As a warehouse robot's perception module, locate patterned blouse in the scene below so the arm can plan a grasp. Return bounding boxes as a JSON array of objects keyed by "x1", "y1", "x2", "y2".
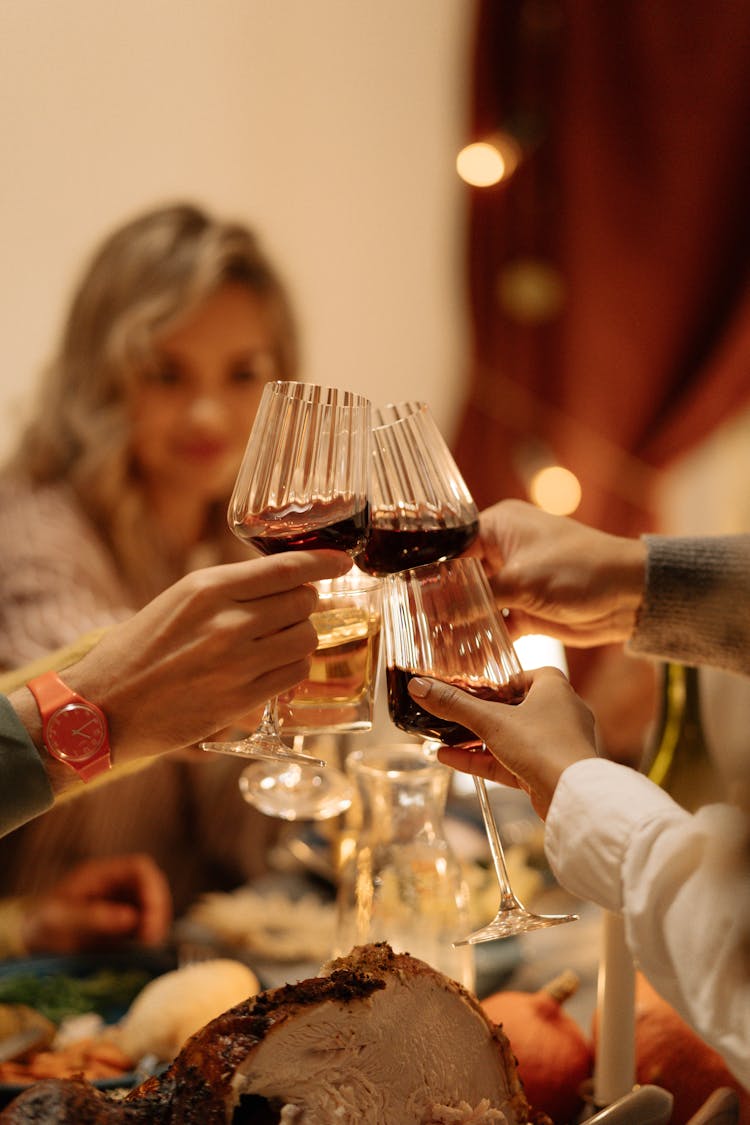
[{"x1": 0, "y1": 474, "x2": 280, "y2": 922}]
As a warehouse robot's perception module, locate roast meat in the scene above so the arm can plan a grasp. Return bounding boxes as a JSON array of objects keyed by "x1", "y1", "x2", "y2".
[{"x1": 0, "y1": 943, "x2": 532, "y2": 1125}]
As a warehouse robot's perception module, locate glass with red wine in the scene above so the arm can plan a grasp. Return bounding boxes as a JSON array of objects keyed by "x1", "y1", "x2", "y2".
[
  {"x1": 355, "y1": 401, "x2": 479, "y2": 576},
  {"x1": 200, "y1": 380, "x2": 371, "y2": 768},
  {"x1": 381, "y1": 556, "x2": 578, "y2": 941}
]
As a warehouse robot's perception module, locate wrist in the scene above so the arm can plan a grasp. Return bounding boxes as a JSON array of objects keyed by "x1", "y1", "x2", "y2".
[
  {"x1": 607, "y1": 535, "x2": 647, "y2": 637},
  {"x1": 7, "y1": 686, "x2": 83, "y2": 799}
]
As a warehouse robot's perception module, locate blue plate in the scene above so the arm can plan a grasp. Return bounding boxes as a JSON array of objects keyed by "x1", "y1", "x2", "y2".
[{"x1": 0, "y1": 947, "x2": 177, "y2": 1108}]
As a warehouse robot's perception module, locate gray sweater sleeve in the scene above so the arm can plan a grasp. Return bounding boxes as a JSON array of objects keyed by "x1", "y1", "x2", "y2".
[
  {"x1": 629, "y1": 534, "x2": 750, "y2": 676},
  {"x1": 0, "y1": 695, "x2": 54, "y2": 838}
]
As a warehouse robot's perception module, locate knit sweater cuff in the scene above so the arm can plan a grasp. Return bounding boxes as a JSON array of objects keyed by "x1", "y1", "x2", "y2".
[{"x1": 629, "y1": 535, "x2": 750, "y2": 676}]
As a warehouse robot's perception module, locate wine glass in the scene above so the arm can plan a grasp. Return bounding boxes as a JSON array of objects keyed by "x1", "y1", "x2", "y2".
[
  {"x1": 355, "y1": 400, "x2": 479, "y2": 575},
  {"x1": 239, "y1": 736, "x2": 355, "y2": 821},
  {"x1": 200, "y1": 380, "x2": 371, "y2": 767},
  {"x1": 238, "y1": 568, "x2": 382, "y2": 820},
  {"x1": 381, "y1": 555, "x2": 578, "y2": 942}
]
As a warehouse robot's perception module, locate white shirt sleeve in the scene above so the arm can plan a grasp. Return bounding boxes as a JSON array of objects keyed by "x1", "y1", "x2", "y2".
[{"x1": 544, "y1": 758, "x2": 750, "y2": 1087}]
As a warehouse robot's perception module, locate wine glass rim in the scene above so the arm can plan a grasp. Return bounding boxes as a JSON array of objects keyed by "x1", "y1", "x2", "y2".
[
  {"x1": 372, "y1": 400, "x2": 430, "y2": 430},
  {"x1": 384, "y1": 555, "x2": 485, "y2": 582},
  {"x1": 266, "y1": 380, "x2": 371, "y2": 409},
  {"x1": 315, "y1": 568, "x2": 382, "y2": 595}
]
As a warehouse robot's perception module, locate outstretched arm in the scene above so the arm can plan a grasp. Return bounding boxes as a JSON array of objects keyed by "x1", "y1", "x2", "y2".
[{"x1": 2, "y1": 550, "x2": 351, "y2": 832}]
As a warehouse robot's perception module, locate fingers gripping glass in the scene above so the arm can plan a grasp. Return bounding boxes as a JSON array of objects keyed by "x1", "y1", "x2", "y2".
[
  {"x1": 200, "y1": 381, "x2": 371, "y2": 767},
  {"x1": 237, "y1": 570, "x2": 381, "y2": 820},
  {"x1": 382, "y1": 556, "x2": 578, "y2": 942}
]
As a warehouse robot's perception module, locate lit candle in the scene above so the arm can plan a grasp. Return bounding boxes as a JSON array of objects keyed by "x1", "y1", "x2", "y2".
[{"x1": 594, "y1": 910, "x2": 636, "y2": 1106}]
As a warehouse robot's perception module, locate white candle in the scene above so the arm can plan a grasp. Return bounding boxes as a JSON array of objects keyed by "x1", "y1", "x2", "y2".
[{"x1": 594, "y1": 910, "x2": 636, "y2": 1106}]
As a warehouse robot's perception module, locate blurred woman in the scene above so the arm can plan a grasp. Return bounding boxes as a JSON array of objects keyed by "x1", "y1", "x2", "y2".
[
  {"x1": 0, "y1": 201, "x2": 297, "y2": 664},
  {"x1": 0, "y1": 202, "x2": 301, "y2": 929}
]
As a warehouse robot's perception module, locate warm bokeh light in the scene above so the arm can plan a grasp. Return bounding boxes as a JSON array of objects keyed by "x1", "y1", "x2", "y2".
[
  {"x1": 496, "y1": 259, "x2": 565, "y2": 323},
  {"x1": 456, "y1": 142, "x2": 506, "y2": 186},
  {"x1": 513, "y1": 633, "x2": 569, "y2": 674},
  {"x1": 457, "y1": 131, "x2": 523, "y2": 188},
  {"x1": 529, "y1": 465, "x2": 582, "y2": 515}
]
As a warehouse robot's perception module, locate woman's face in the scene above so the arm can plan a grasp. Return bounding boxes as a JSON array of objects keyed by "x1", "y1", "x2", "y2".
[{"x1": 129, "y1": 282, "x2": 278, "y2": 504}]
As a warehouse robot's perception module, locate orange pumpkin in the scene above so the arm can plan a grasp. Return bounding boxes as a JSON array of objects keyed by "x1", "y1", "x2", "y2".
[
  {"x1": 629, "y1": 973, "x2": 749, "y2": 1124},
  {"x1": 482, "y1": 970, "x2": 593, "y2": 1123}
]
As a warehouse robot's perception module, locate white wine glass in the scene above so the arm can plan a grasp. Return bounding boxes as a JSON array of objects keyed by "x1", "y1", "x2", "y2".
[
  {"x1": 200, "y1": 380, "x2": 371, "y2": 767},
  {"x1": 238, "y1": 569, "x2": 382, "y2": 820},
  {"x1": 381, "y1": 555, "x2": 578, "y2": 942},
  {"x1": 239, "y1": 737, "x2": 354, "y2": 821}
]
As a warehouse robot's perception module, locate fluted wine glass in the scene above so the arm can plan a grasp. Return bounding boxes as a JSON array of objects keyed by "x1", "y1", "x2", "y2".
[
  {"x1": 381, "y1": 556, "x2": 578, "y2": 942},
  {"x1": 238, "y1": 568, "x2": 382, "y2": 819},
  {"x1": 355, "y1": 401, "x2": 479, "y2": 575},
  {"x1": 200, "y1": 380, "x2": 371, "y2": 767}
]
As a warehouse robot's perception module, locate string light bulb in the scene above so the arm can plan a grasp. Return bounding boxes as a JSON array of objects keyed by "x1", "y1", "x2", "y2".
[
  {"x1": 513, "y1": 439, "x2": 582, "y2": 516},
  {"x1": 529, "y1": 464, "x2": 582, "y2": 515},
  {"x1": 456, "y1": 132, "x2": 522, "y2": 187}
]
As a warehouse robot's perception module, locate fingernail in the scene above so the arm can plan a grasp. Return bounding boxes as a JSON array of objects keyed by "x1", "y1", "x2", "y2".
[{"x1": 408, "y1": 676, "x2": 431, "y2": 698}]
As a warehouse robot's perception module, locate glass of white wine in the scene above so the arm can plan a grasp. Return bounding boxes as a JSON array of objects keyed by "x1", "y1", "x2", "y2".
[{"x1": 239, "y1": 569, "x2": 382, "y2": 820}]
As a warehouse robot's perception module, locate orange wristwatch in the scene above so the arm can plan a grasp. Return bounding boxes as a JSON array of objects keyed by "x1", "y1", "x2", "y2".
[{"x1": 26, "y1": 671, "x2": 112, "y2": 782}]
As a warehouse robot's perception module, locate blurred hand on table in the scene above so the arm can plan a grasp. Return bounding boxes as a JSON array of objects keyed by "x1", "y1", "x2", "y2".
[{"x1": 20, "y1": 853, "x2": 172, "y2": 954}]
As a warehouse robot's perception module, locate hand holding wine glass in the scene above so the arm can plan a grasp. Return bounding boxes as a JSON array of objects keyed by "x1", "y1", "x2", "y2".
[
  {"x1": 238, "y1": 568, "x2": 382, "y2": 821},
  {"x1": 405, "y1": 665, "x2": 599, "y2": 822},
  {"x1": 200, "y1": 381, "x2": 371, "y2": 766},
  {"x1": 382, "y1": 556, "x2": 578, "y2": 942}
]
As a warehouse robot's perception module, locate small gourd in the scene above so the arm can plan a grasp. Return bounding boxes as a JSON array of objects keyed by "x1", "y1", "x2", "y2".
[{"x1": 482, "y1": 970, "x2": 593, "y2": 1123}]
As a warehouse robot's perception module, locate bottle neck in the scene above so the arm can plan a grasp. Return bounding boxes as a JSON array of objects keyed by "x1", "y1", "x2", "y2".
[{"x1": 645, "y1": 662, "x2": 724, "y2": 812}]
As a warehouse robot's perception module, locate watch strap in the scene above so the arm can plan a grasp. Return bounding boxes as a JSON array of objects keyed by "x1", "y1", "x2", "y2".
[
  {"x1": 28, "y1": 671, "x2": 82, "y2": 714},
  {"x1": 27, "y1": 671, "x2": 112, "y2": 782}
]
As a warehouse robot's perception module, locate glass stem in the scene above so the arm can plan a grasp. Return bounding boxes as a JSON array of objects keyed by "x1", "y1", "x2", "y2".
[
  {"x1": 257, "y1": 697, "x2": 281, "y2": 738},
  {"x1": 473, "y1": 772, "x2": 519, "y2": 907}
]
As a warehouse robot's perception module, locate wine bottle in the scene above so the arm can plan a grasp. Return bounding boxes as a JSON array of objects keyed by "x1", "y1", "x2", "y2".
[{"x1": 643, "y1": 662, "x2": 725, "y2": 813}]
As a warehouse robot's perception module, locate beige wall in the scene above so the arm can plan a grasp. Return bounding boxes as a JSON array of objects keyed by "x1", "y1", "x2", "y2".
[{"x1": 0, "y1": 0, "x2": 475, "y2": 458}]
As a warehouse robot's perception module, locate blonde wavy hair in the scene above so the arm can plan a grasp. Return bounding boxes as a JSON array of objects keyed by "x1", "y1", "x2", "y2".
[{"x1": 8, "y1": 202, "x2": 298, "y2": 602}]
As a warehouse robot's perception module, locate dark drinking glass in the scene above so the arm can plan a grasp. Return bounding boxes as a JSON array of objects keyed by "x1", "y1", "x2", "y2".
[
  {"x1": 386, "y1": 666, "x2": 524, "y2": 745},
  {"x1": 381, "y1": 557, "x2": 578, "y2": 943},
  {"x1": 355, "y1": 402, "x2": 479, "y2": 575}
]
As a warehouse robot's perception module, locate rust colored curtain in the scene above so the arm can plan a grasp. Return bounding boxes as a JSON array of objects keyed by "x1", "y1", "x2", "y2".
[{"x1": 454, "y1": 0, "x2": 750, "y2": 540}]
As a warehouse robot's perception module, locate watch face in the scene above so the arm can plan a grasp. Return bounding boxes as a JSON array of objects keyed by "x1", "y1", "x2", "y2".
[{"x1": 47, "y1": 702, "x2": 108, "y2": 764}]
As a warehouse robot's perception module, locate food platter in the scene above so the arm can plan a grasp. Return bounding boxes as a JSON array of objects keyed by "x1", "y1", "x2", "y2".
[{"x1": 0, "y1": 947, "x2": 177, "y2": 1107}]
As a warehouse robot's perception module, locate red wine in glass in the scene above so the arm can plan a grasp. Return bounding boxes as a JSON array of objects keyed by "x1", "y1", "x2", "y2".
[
  {"x1": 234, "y1": 500, "x2": 370, "y2": 556},
  {"x1": 356, "y1": 517, "x2": 479, "y2": 576},
  {"x1": 386, "y1": 665, "x2": 526, "y2": 745}
]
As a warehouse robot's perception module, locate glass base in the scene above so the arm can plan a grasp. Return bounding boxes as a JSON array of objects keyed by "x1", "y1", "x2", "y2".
[
  {"x1": 239, "y1": 762, "x2": 353, "y2": 821},
  {"x1": 199, "y1": 735, "x2": 326, "y2": 768},
  {"x1": 454, "y1": 908, "x2": 578, "y2": 944}
]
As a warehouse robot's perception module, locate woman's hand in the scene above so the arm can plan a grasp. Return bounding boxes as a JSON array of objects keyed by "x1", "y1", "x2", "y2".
[
  {"x1": 408, "y1": 666, "x2": 598, "y2": 820},
  {"x1": 470, "y1": 499, "x2": 646, "y2": 647},
  {"x1": 21, "y1": 853, "x2": 172, "y2": 954},
  {"x1": 59, "y1": 550, "x2": 352, "y2": 766}
]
